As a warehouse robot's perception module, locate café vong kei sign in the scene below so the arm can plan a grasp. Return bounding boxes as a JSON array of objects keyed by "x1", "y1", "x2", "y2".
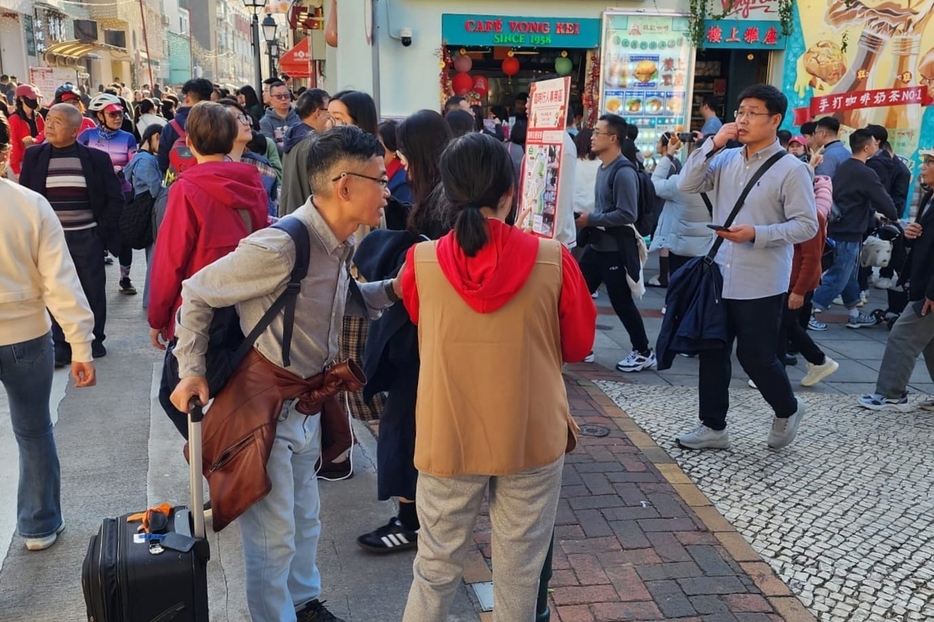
[{"x1": 441, "y1": 14, "x2": 601, "y2": 48}]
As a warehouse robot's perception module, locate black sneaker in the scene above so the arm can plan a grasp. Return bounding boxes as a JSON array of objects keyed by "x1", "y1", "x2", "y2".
[
  {"x1": 296, "y1": 599, "x2": 345, "y2": 622},
  {"x1": 119, "y1": 277, "x2": 137, "y2": 295},
  {"x1": 92, "y1": 341, "x2": 107, "y2": 358},
  {"x1": 317, "y1": 459, "x2": 352, "y2": 481},
  {"x1": 103, "y1": 253, "x2": 114, "y2": 265},
  {"x1": 357, "y1": 517, "x2": 418, "y2": 554}
]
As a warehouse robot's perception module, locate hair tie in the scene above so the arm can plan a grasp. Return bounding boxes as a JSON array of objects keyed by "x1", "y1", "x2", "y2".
[{"x1": 465, "y1": 203, "x2": 482, "y2": 210}]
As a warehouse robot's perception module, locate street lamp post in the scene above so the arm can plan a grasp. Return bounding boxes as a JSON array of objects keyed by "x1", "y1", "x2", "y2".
[
  {"x1": 262, "y1": 15, "x2": 278, "y2": 81},
  {"x1": 241, "y1": 0, "x2": 267, "y2": 96}
]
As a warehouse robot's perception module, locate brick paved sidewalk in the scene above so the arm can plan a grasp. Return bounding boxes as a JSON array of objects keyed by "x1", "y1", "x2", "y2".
[{"x1": 464, "y1": 371, "x2": 816, "y2": 622}]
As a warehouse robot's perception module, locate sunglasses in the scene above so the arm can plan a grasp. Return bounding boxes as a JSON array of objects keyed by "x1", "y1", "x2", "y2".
[{"x1": 271, "y1": 93, "x2": 291, "y2": 100}]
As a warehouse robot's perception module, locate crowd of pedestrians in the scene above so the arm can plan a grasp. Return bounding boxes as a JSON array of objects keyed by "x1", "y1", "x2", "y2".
[{"x1": 2, "y1": 71, "x2": 934, "y2": 622}]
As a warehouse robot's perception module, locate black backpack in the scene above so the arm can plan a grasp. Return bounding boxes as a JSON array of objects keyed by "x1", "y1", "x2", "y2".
[
  {"x1": 606, "y1": 156, "x2": 659, "y2": 237},
  {"x1": 163, "y1": 215, "x2": 311, "y2": 397}
]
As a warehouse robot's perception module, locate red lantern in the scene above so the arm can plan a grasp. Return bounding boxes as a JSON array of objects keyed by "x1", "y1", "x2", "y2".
[
  {"x1": 502, "y1": 57, "x2": 520, "y2": 77},
  {"x1": 473, "y1": 75, "x2": 489, "y2": 98},
  {"x1": 452, "y1": 72, "x2": 473, "y2": 95}
]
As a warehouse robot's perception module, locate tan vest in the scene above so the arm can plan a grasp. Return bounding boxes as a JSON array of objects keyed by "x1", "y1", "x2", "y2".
[{"x1": 413, "y1": 238, "x2": 579, "y2": 477}]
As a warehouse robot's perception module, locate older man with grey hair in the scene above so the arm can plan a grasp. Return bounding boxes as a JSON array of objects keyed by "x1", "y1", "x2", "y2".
[{"x1": 20, "y1": 103, "x2": 125, "y2": 367}]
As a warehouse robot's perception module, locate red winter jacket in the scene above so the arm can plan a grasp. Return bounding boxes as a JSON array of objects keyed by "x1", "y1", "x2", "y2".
[
  {"x1": 9, "y1": 110, "x2": 45, "y2": 175},
  {"x1": 148, "y1": 161, "x2": 269, "y2": 337}
]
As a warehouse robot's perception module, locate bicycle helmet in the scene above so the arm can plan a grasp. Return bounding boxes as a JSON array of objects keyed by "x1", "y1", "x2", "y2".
[
  {"x1": 88, "y1": 93, "x2": 123, "y2": 112},
  {"x1": 55, "y1": 83, "x2": 82, "y2": 101}
]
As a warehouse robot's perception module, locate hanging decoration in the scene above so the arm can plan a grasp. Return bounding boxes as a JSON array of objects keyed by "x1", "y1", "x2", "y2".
[
  {"x1": 502, "y1": 52, "x2": 520, "y2": 77},
  {"x1": 453, "y1": 51, "x2": 473, "y2": 74},
  {"x1": 325, "y1": 0, "x2": 338, "y2": 47},
  {"x1": 436, "y1": 45, "x2": 454, "y2": 105},
  {"x1": 452, "y1": 72, "x2": 473, "y2": 95},
  {"x1": 473, "y1": 75, "x2": 489, "y2": 98},
  {"x1": 555, "y1": 51, "x2": 573, "y2": 77},
  {"x1": 582, "y1": 49, "x2": 601, "y2": 127}
]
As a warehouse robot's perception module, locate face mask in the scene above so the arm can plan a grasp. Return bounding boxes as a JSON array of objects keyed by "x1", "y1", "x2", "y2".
[{"x1": 22, "y1": 97, "x2": 39, "y2": 110}]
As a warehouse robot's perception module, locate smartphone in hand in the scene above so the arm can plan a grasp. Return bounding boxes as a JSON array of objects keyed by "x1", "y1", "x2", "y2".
[{"x1": 707, "y1": 224, "x2": 731, "y2": 231}]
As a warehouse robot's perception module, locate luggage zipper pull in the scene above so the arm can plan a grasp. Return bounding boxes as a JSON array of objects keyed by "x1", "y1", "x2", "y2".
[{"x1": 149, "y1": 541, "x2": 165, "y2": 555}]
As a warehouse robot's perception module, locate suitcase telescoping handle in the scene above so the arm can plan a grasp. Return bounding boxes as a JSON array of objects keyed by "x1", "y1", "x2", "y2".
[{"x1": 188, "y1": 400, "x2": 205, "y2": 539}]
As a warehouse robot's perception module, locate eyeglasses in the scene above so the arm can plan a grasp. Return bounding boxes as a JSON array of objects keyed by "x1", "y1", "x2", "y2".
[
  {"x1": 734, "y1": 110, "x2": 774, "y2": 120},
  {"x1": 331, "y1": 171, "x2": 390, "y2": 188},
  {"x1": 271, "y1": 93, "x2": 291, "y2": 100},
  {"x1": 235, "y1": 113, "x2": 251, "y2": 125},
  {"x1": 592, "y1": 130, "x2": 614, "y2": 137},
  {"x1": 922, "y1": 159, "x2": 934, "y2": 167}
]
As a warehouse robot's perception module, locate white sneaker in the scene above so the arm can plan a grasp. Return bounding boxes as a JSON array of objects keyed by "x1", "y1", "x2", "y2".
[
  {"x1": 919, "y1": 398, "x2": 934, "y2": 411},
  {"x1": 767, "y1": 398, "x2": 805, "y2": 449},
  {"x1": 808, "y1": 316, "x2": 827, "y2": 331},
  {"x1": 676, "y1": 424, "x2": 731, "y2": 450},
  {"x1": 591, "y1": 291, "x2": 599, "y2": 299},
  {"x1": 616, "y1": 350, "x2": 657, "y2": 372},
  {"x1": 832, "y1": 295, "x2": 844, "y2": 306},
  {"x1": 25, "y1": 522, "x2": 65, "y2": 551},
  {"x1": 583, "y1": 351, "x2": 595, "y2": 363},
  {"x1": 748, "y1": 379, "x2": 757, "y2": 389},
  {"x1": 801, "y1": 357, "x2": 839, "y2": 387},
  {"x1": 874, "y1": 277, "x2": 894, "y2": 290}
]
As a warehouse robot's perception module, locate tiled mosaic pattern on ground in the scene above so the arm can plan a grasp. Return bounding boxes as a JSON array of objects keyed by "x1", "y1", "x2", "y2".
[{"x1": 596, "y1": 382, "x2": 934, "y2": 622}]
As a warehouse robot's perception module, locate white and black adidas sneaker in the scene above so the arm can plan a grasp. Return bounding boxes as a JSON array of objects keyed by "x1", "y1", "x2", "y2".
[{"x1": 356, "y1": 517, "x2": 418, "y2": 554}]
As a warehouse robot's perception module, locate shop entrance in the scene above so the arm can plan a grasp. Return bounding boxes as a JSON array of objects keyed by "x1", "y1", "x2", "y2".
[{"x1": 691, "y1": 48, "x2": 771, "y2": 132}]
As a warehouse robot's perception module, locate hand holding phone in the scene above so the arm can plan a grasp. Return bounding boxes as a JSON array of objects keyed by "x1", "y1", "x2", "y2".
[{"x1": 707, "y1": 224, "x2": 731, "y2": 231}]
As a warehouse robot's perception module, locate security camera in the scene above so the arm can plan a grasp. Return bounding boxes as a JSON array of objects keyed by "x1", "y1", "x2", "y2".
[{"x1": 400, "y1": 27, "x2": 413, "y2": 47}]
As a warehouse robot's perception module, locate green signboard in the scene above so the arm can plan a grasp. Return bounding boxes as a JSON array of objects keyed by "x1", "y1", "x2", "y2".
[{"x1": 441, "y1": 13, "x2": 601, "y2": 49}]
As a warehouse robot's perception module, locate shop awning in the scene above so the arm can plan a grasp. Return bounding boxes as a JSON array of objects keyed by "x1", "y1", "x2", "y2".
[
  {"x1": 44, "y1": 40, "x2": 130, "y2": 63},
  {"x1": 279, "y1": 38, "x2": 312, "y2": 78}
]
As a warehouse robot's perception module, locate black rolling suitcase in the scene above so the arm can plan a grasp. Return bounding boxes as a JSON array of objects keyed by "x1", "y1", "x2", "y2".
[{"x1": 82, "y1": 403, "x2": 210, "y2": 622}]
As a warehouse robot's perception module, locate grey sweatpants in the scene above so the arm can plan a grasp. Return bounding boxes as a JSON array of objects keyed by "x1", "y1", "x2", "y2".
[
  {"x1": 402, "y1": 455, "x2": 564, "y2": 622},
  {"x1": 876, "y1": 302, "x2": 934, "y2": 398}
]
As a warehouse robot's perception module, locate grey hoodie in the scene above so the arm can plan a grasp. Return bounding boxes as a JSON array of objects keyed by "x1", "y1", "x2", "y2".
[{"x1": 259, "y1": 107, "x2": 301, "y2": 150}]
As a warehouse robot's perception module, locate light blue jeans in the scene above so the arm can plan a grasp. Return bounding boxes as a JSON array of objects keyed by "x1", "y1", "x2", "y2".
[
  {"x1": 238, "y1": 403, "x2": 322, "y2": 622},
  {"x1": 1, "y1": 332, "x2": 62, "y2": 538},
  {"x1": 812, "y1": 239, "x2": 862, "y2": 312}
]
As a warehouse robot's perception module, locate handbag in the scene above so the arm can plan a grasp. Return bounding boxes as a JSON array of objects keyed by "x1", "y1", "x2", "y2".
[{"x1": 656, "y1": 150, "x2": 787, "y2": 370}]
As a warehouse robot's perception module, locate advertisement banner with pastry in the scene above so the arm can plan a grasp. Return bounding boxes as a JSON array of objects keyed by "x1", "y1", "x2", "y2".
[
  {"x1": 782, "y1": 0, "x2": 934, "y2": 174},
  {"x1": 599, "y1": 12, "x2": 693, "y2": 160},
  {"x1": 519, "y1": 77, "x2": 571, "y2": 240}
]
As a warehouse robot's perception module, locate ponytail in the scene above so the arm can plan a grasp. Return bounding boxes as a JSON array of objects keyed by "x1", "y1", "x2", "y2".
[{"x1": 454, "y1": 205, "x2": 489, "y2": 257}]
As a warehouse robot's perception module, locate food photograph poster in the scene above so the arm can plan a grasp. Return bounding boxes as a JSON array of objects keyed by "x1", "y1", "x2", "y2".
[
  {"x1": 782, "y1": 0, "x2": 934, "y2": 175},
  {"x1": 600, "y1": 12, "x2": 693, "y2": 160}
]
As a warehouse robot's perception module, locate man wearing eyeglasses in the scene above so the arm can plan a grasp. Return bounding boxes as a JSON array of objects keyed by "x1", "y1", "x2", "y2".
[
  {"x1": 169, "y1": 126, "x2": 400, "y2": 622},
  {"x1": 675, "y1": 84, "x2": 818, "y2": 451},
  {"x1": 260, "y1": 81, "x2": 302, "y2": 154},
  {"x1": 859, "y1": 151, "x2": 934, "y2": 411},
  {"x1": 280, "y1": 88, "x2": 331, "y2": 216}
]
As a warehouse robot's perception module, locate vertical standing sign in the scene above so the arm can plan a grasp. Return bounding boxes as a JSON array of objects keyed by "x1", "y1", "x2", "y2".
[{"x1": 519, "y1": 76, "x2": 571, "y2": 239}]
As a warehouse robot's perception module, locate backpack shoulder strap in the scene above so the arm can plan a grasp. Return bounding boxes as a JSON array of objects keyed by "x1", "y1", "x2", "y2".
[
  {"x1": 170, "y1": 118, "x2": 185, "y2": 138},
  {"x1": 232, "y1": 216, "x2": 311, "y2": 368}
]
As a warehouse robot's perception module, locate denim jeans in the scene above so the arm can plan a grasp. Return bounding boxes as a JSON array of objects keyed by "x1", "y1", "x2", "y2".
[
  {"x1": 812, "y1": 240, "x2": 862, "y2": 311},
  {"x1": 238, "y1": 402, "x2": 322, "y2": 622},
  {"x1": 0, "y1": 332, "x2": 62, "y2": 538}
]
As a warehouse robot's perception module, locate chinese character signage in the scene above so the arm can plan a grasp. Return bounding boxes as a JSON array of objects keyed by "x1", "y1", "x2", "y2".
[
  {"x1": 599, "y1": 12, "x2": 693, "y2": 159},
  {"x1": 781, "y1": 0, "x2": 934, "y2": 173},
  {"x1": 702, "y1": 21, "x2": 786, "y2": 50},
  {"x1": 518, "y1": 77, "x2": 571, "y2": 239},
  {"x1": 441, "y1": 14, "x2": 601, "y2": 49}
]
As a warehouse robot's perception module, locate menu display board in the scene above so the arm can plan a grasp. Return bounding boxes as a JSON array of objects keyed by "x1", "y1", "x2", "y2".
[
  {"x1": 600, "y1": 12, "x2": 694, "y2": 163},
  {"x1": 519, "y1": 77, "x2": 571, "y2": 239}
]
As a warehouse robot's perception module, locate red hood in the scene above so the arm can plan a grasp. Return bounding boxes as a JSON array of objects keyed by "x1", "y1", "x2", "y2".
[
  {"x1": 177, "y1": 161, "x2": 268, "y2": 209},
  {"x1": 436, "y1": 218, "x2": 540, "y2": 314}
]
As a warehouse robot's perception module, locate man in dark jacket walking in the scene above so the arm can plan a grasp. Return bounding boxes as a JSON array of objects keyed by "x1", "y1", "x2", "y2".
[
  {"x1": 864, "y1": 125, "x2": 911, "y2": 289},
  {"x1": 859, "y1": 150, "x2": 934, "y2": 411},
  {"x1": 156, "y1": 78, "x2": 213, "y2": 174},
  {"x1": 811, "y1": 129, "x2": 899, "y2": 329},
  {"x1": 280, "y1": 88, "x2": 330, "y2": 216},
  {"x1": 19, "y1": 104, "x2": 124, "y2": 367}
]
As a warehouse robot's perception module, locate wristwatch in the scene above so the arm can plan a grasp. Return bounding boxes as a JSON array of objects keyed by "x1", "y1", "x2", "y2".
[{"x1": 384, "y1": 279, "x2": 401, "y2": 303}]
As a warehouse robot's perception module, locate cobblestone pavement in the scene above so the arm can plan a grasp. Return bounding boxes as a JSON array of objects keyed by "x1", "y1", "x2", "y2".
[
  {"x1": 595, "y1": 382, "x2": 934, "y2": 622},
  {"x1": 466, "y1": 376, "x2": 816, "y2": 622}
]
